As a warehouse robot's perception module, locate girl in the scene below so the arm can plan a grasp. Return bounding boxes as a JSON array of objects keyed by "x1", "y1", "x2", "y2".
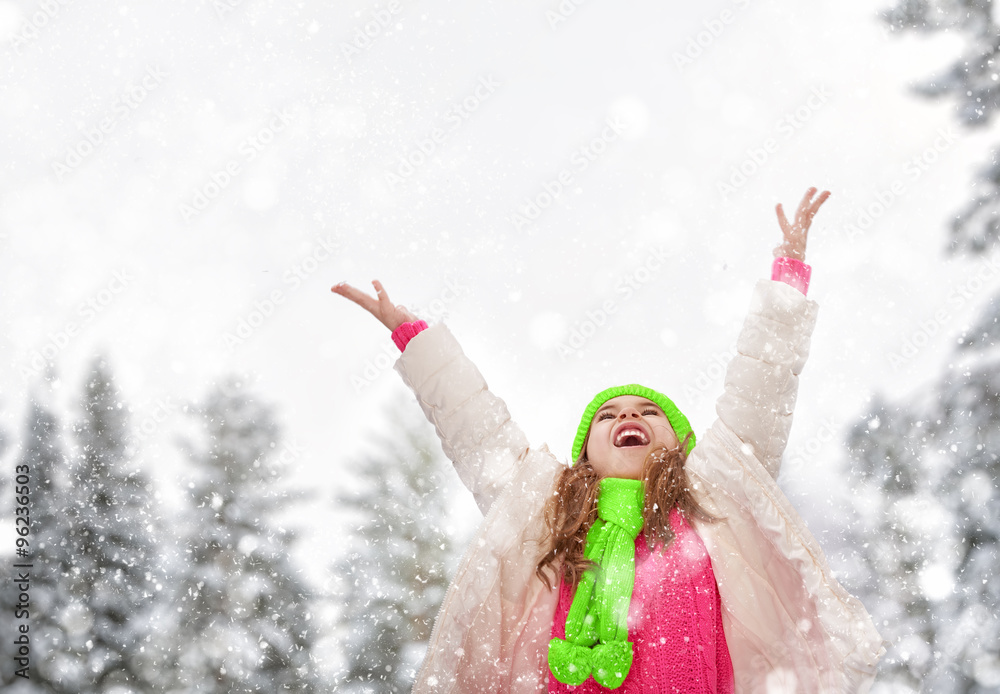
[{"x1": 332, "y1": 188, "x2": 885, "y2": 693}]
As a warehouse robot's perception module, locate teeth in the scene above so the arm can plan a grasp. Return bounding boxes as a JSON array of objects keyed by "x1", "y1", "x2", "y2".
[{"x1": 615, "y1": 428, "x2": 649, "y2": 446}]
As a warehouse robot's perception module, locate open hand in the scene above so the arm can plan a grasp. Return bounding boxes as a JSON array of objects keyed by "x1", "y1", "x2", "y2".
[
  {"x1": 331, "y1": 280, "x2": 418, "y2": 332},
  {"x1": 773, "y1": 187, "x2": 830, "y2": 261}
]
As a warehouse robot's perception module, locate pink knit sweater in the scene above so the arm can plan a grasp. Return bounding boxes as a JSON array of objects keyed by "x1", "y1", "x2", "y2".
[{"x1": 547, "y1": 507, "x2": 734, "y2": 693}]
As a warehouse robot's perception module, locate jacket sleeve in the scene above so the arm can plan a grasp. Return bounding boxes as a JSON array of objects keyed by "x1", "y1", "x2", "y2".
[
  {"x1": 713, "y1": 278, "x2": 819, "y2": 478},
  {"x1": 393, "y1": 322, "x2": 533, "y2": 515}
]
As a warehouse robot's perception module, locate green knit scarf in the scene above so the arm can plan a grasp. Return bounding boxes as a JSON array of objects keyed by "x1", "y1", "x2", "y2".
[{"x1": 548, "y1": 477, "x2": 644, "y2": 689}]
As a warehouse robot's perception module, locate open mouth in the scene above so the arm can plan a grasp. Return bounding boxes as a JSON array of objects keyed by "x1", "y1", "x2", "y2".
[{"x1": 614, "y1": 425, "x2": 650, "y2": 448}]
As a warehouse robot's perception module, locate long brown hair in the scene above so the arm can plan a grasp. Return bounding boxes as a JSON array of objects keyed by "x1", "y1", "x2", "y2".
[{"x1": 535, "y1": 432, "x2": 715, "y2": 589}]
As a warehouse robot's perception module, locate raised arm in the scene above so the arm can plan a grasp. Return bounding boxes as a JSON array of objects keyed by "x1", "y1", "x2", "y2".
[
  {"x1": 712, "y1": 188, "x2": 828, "y2": 478},
  {"x1": 331, "y1": 279, "x2": 532, "y2": 514}
]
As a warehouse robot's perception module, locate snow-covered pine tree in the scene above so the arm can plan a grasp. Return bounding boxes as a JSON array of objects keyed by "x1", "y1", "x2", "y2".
[
  {"x1": 843, "y1": 395, "x2": 939, "y2": 690},
  {"x1": 843, "y1": 309, "x2": 1000, "y2": 691},
  {"x1": 171, "y1": 376, "x2": 322, "y2": 693},
  {"x1": 333, "y1": 399, "x2": 461, "y2": 693},
  {"x1": 880, "y1": 0, "x2": 1000, "y2": 254},
  {"x1": 62, "y1": 355, "x2": 170, "y2": 692},
  {"x1": 0, "y1": 395, "x2": 75, "y2": 692},
  {"x1": 927, "y1": 351, "x2": 1000, "y2": 691},
  {"x1": 0, "y1": 413, "x2": 7, "y2": 461},
  {"x1": 846, "y1": 8, "x2": 1000, "y2": 689}
]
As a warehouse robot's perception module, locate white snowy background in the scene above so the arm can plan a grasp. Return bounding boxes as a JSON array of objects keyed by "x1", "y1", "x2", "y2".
[{"x1": 2, "y1": 0, "x2": 998, "y2": 678}]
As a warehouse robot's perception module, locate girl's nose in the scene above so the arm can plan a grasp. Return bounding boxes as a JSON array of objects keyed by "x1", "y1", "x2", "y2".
[{"x1": 618, "y1": 407, "x2": 641, "y2": 420}]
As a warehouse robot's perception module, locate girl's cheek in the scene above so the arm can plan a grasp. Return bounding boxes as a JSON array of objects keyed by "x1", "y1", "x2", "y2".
[{"x1": 651, "y1": 423, "x2": 679, "y2": 444}]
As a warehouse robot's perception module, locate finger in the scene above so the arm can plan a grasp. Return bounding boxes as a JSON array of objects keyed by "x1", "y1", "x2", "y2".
[
  {"x1": 331, "y1": 282, "x2": 379, "y2": 314},
  {"x1": 795, "y1": 187, "x2": 817, "y2": 224},
  {"x1": 810, "y1": 190, "x2": 831, "y2": 214},
  {"x1": 801, "y1": 190, "x2": 831, "y2": 225},
  {"x1": 372, "y1": 279, "x2": 394, "y2": 313},
  {"x1": 775, "y1": 203, "x2": 791, "y2": 235},
  {"x1": 331, "y1": 281, "x2": 364, "y2": 301}
]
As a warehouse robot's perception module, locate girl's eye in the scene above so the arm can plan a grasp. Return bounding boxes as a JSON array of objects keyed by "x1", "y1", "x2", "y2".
[{"x1": 598, "y1": 408, "x2": 658, "y2": 420}]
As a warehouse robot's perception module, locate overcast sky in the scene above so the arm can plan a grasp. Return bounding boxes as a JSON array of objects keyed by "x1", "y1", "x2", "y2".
[{"x1": 2, "y1": 0, "x2": 999, "y2": 594}]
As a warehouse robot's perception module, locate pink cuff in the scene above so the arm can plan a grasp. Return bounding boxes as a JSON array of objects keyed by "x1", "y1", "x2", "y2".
[
  {"x1": 771, "y1": 257, "x2": 811, "y2": 296},
  {"x1": 391, "y1": 320, "x2": 429, "y2": 352}
]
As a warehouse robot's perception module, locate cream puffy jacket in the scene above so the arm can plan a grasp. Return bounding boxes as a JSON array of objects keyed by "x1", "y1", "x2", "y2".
[{"x1": 394, "y1": 279, "x2": 886, "y2": 693}]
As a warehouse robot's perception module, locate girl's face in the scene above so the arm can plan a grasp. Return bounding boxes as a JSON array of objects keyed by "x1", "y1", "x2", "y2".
[{"x1": 583, "y1": 395, "x2": 680, "y2": 479}]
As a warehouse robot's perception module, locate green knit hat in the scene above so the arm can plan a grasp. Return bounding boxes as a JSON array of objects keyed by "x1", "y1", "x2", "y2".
[{"x1": 571, "y1": 384, "x2": 696, "y2": 463}]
